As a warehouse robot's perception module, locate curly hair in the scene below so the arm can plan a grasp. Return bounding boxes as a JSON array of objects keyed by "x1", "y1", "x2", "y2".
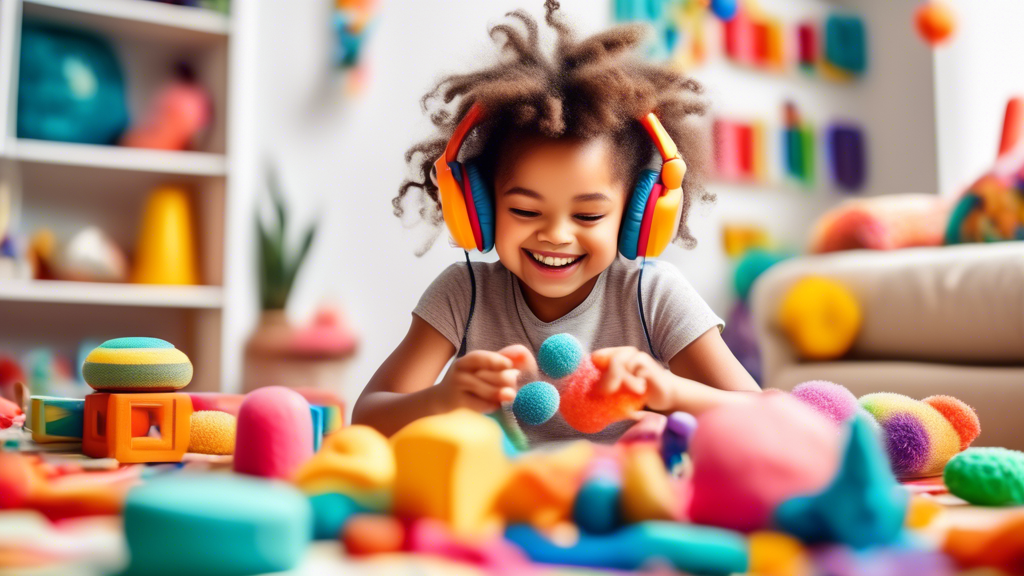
[{"x1": 395, "y1": 0, "x2": 713, "y2": 252}]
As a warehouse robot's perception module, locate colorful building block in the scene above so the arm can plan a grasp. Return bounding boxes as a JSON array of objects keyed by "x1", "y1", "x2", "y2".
[
  {"x1": 824, "y1": 14, "x2": 867, "y2": 75},
  {"x1": 30, "y1": 396, "x2": 84, "y2": 443},
  {"x1": 309, "y1": 405, "x2": 324, "y2": 452},
  {"x1": 496, "y1": 441, "x2": 592, "y2": 528},
  {"x1": 828, "y1": 124, "x2": 866, "y2": 191},
  {"x1": 82, "y1": 392, "x2": 192, "y2": 463},
  {"x1": 797, "y1": 23, "x2": 817, "y2": 70},
  {"x1": 621, "y1": 445, "x2": 679, "y2": 523},
  {"x1": 391, "y1": 409, "x2": 509, "y2": 537}
]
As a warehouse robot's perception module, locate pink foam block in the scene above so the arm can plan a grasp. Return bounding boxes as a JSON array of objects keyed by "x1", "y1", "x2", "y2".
[
  {"x1": 689, "y1": 392, "x2": 842, "y2": 532},
  {"x1": 233, "y1": 387, "x2": 313, "y2": 480}
]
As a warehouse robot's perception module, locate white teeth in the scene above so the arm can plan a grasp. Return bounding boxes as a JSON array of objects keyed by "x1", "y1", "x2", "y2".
[{"x1": 529, "y1": 251, "x2": 581, "y2": 267}]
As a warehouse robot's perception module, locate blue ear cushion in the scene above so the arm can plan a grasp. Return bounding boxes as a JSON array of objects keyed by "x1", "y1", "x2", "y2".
[
  {"x1": 464, "y1": 161, "x2": 495, "y2": 252},
  {"x1": 619, "y1": 169, "x2": 659, "y2": 260}
]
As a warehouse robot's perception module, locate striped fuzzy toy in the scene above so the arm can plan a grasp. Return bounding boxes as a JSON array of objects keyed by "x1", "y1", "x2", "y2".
[{"x1": 792, "y1": 381, "x2": 980, "y2": 479}]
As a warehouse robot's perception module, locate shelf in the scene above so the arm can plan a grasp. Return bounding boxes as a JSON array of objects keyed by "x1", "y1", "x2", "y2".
[
  {"x1": 22, "y1": 0, "x2": 230, "y2": 43},
  {"x1": 9, "y1": 139, "x2": 227, "y2": 176},
  {"x1": 0, "y1": 280, "x2": 223, "y2": 308}
]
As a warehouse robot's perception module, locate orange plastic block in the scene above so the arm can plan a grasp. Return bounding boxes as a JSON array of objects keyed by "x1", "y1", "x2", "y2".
[
  {"x1": 621, "y1": 445, "x2": 679, "y2": 523},
  {"x1": 83, "y1": 393, "x2": 192, "y2": 463}
]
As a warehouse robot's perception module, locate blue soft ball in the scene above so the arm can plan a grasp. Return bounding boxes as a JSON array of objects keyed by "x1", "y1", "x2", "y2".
[
  {"x1": 538, "y1": 333, "x2": 584, "y2": 379},
  {"x1": 710, "y1": 0, "x2": 738, "y2": 20},
  {"x1": 513, "y1": 381, "x2": 560, "y2": 426},
  {"x1": 573, "y1": 477, "x2": 623, "y2": 534}
]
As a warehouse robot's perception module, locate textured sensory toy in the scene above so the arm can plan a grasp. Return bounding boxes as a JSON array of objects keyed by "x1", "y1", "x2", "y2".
[
  {"x1": 29, "y1": 396, "x2": 84, "y2": 442},
  {"x1": 944, "y1": 447, "x2": 1024, "y2": 506},
  {"x1": 82, "y1": 392, "x2": 192, "y2": 463},
  {"x1": 511, "y1": 381, "x2": 560, "y2": 426},
  {"x1": 774, "y1": 414, "x2": 909, "y2": 549},
  {"x1": 123, "y1": 474, "x2": 312, "y2": 576},
  {"x1": 82, "y1": 337, "x2": 193, "y2": 392},
  {"x1": 188, "y1": 411, "x2": 236, "y2": 455},
  {"x1": 860, "y1": 392, "x2": 979, "y2": 478},
  {"x1": 689, "y1": 393, "x2": 841, "y2": 532},
  {"x1": 505, "y1": 521, "x2": 748, "y2": 575},
  {"x1": 294, "y1": 424, "x2": 395, "y2": 512},
  {"x1": 790, "y1": 381, "x2": 859, "y2": 426},
  {"x1": 233, "y1": 386, "x2": 314, "y2": 480},
  {"x1": 496, "y1": 441, "x2": 593, "y2": 528},
  {"x1": 391, "y1": 409, "x2": 509, "y2": 536},
  {"x1": 560, "y1": 355, "x2": 646, "y2": 434},
  {"x1": 537, "y1": 333, "x2": 583, "y2": 379},
  {"x1": 778, "y1": 277, "x2": 862, "y2": 361}
]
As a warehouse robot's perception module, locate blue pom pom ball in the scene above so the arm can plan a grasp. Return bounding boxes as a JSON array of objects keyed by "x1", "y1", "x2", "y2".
[
  {"x1": 711, "y1": 0, "x2": 738, "y2": 20},
  {"x1": 538, "y1": 333, "x2": 584, "y2": 379},
  {"x1": 513, "y1": 381, "x2": 560, "y2": 426}
]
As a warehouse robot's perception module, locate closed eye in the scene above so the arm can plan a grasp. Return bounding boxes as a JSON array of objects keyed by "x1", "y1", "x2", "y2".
[
  {"x1": 574, "y1": 214, "x2": 605, "y2": 222},
  {"x1": 510, "y1": 208, "x2": 539, "y2": 218}
]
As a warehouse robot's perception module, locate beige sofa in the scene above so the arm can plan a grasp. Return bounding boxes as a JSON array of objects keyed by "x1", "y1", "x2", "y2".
[{"x1": 751, "y1": 242, "x2": 1024, "y2": 450}]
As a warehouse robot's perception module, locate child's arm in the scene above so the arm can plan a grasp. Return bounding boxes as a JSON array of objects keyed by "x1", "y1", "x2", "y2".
[
  {"x1": 351, "y1": 315, "x2": 530, "y2": 436},
  {"x1": 593, "y1": 327, "x2": 760, "y2": 418}
]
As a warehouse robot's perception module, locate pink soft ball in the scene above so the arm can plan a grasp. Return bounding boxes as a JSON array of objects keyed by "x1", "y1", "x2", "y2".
[
  {"x1": 233, "y1": 386, "x2": 313, "y2": 480},
  {"x1": 688, "y1": 392, "x2": 842, "y2": 532},
  {"x1": 791, "y1": 380, "x2": 859, "y2": 425}
]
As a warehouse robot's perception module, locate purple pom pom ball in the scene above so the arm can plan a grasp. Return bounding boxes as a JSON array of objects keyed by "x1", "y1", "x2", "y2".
[{"x1": 791, "y1": 380, "x2": 859, "y2": 425}]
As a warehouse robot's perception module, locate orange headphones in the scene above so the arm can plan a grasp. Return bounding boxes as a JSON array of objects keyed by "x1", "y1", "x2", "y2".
[{"x1": 432, "y1": 103, "x2": 687, "y2": 260}]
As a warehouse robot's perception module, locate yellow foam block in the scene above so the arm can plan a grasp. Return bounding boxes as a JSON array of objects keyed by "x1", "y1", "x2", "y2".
[
  {"x1": 294, "y1": 425, "x2": 395, "y2": 506},
  {"x1": 906, "y1": 496, "x2": 943, "y2": 529},
  {"x1": 391, "y1": 409, "x2": 509, "y2": 537},
  {"x1": 496, "y1": 441, "x2": 593, "y2": 528},
  {"x1": 621, "y1": 445, "x2": 677, "y2": 523}
]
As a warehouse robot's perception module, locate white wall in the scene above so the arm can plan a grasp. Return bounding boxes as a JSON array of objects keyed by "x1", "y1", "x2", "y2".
[
  {"x1": 253, "y1": 0, "x2": 940, "y2": 409},
  {"x1": 934, "y1": 0, "x2": 1024, "y2": 196}
]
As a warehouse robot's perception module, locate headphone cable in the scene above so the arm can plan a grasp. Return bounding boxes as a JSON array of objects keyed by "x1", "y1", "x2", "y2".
[
  {"x1": 638, "y1": 257, "x2": 659, "y2": 362},
  {"x1": 457, "y1": 250, "x2": 477, "y2": 358}
]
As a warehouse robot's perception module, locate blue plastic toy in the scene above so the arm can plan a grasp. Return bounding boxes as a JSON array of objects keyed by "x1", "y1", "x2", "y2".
[
  {"x1": 774, "y1": 414, "x2": 909, "y2": 549},
  {"x1": 825, "y1": 14, "x2": 868, "y2": 75},
  {"x1": 309, "y1": 492, "x2": 370, "y2": 540},
  {"x1": 710, "y1": 0, "x2": 738, "y2": 21},
  {"x1": 309, "y1": 405, "x2": 325, "y2": 452},
  {"x1": 505, "y1": 521, "x2": 748, "y2": 575},
  {"x1": 512, "y1": 381, "x2": 560, "y2": 426},
  {"x1": 537, "y1": 333, "x2": 583, "y2": 379}
]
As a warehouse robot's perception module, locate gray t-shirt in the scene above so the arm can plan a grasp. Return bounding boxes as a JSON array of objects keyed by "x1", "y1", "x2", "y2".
[{"x1": 413, "y1": 254, "x2": 724, "y2": 446}]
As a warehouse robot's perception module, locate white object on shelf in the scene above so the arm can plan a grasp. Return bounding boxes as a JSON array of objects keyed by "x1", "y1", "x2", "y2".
[
  {"x1": 22, "y1": 0, "x2": 229, "y2": 40},
  {"x1": 0, "y1": 280, "x2": 223, "y2": 308},
  {"x1": 11, "y1": 139, "x2": 228, "y2": 176}
]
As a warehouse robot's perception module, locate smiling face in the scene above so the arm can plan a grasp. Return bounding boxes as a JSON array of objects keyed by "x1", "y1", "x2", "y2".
[{"x1": 493, "y1": 135, "x2": 629, "y2": 303}]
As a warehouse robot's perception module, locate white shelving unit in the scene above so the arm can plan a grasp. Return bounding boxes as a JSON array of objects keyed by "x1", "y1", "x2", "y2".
[{"x1": 0, "y1": 0, "x2": 258, "y2": 393}]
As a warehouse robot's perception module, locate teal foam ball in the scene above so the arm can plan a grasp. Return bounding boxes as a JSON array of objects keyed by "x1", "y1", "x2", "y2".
[
  {"x1": 538, "y1": 333, "x2": 584, "y2": 379},
  {"x1": 573, "y1": 477, "x2": 622, "y2": 534},
  {"x1": 512, "y1": 381, "x2": 560, "y2": 426},
  {"x1": 945, "y1": 447, "x2": 1024, "y2": 506}
]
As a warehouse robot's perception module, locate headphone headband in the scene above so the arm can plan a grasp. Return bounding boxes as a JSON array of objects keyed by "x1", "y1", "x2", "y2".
[{"x1": 434, "y1": 102, "x2": 686, "y2": 258}]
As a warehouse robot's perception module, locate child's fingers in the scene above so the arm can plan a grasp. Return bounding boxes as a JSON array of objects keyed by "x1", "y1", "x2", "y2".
[
  {"x1": 455, "y1": 372, "x2": 508, "y2": 403},
  {"x1": 497, "y1": 344, "x2": 538, "y2": 374},
  {"x1": 597, "y1": 348, "x2": 638, "y2": 394},
  {"x1": 621, "y1": 373, "x2": 647, "y2": 395},
  {"x1": 456, "y1": 351, "x2": 514, "y2": 372},
  {"x1": 462, "y1": 394, "x2": 501, "y2": 414},
  {"x1": 476, "y1": 369, "x2": 520, "y2": 390},
  {"x1": 592, "y1": 346, "x2": 637, "y2": 370},
  {"x1": 497, "y1": 386, "x2": 517, "y2": 403}
]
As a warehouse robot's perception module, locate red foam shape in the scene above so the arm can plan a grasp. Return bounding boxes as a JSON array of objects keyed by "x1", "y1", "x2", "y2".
[
  {"x1": 233, "y1": 387, "x2": 313, "y2": 480},
  {"x1": 559, "y1": 356, "x2": 646, "y2": 434}
]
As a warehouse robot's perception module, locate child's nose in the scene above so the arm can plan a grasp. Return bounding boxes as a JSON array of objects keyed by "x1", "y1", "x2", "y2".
[{"x1": 537, "y1": 218, "x2": 574, "y2": 245}]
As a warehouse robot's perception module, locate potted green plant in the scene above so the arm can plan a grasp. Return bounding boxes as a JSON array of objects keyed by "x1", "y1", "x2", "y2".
[{"x1": 242, "y1": 166, "x2": 357, "y2": 394}]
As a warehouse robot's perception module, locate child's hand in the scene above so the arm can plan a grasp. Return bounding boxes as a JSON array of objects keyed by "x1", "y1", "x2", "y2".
[
  {"x1": 434, "y1": 345, "x2": 536, "y2": 414},
  {"x1": 592, "y1": 347, "x2": 674, "y2": 412}
]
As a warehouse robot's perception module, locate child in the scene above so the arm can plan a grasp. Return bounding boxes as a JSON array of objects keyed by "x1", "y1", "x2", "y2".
[{"x1": 352, "y1": 1, "x2": 760, "y2": 442}]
